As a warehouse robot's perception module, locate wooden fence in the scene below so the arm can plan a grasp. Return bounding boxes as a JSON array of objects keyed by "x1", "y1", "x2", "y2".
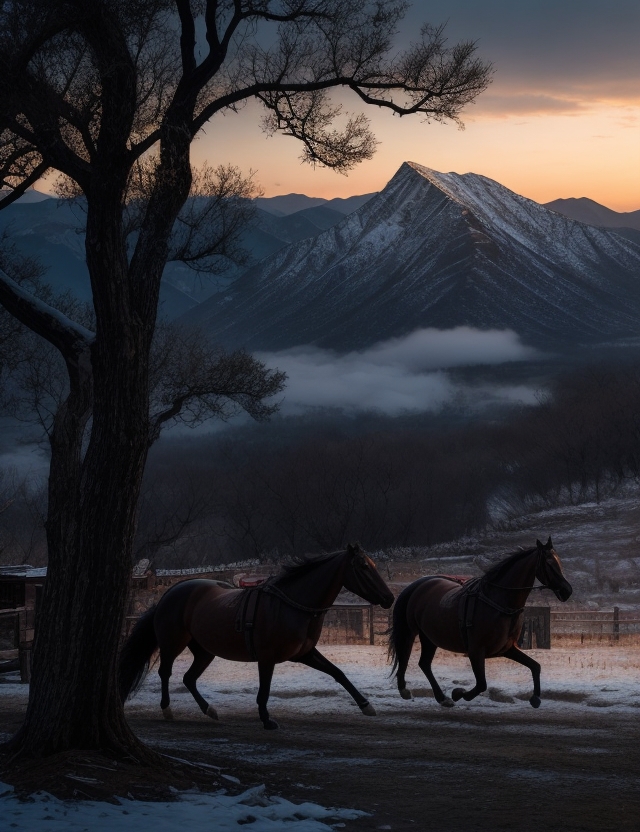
[
  {"x1": 550, "y1": 608, "x2": 640, "y2": 645},
  {"x1": 318, "y1": 605, "x2": 390, "y2": 646}
]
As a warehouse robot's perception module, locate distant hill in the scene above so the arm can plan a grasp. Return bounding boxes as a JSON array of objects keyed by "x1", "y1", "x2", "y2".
[
  {"x1": 0, "y1": 188, "x2": 51, "y2": 204},
  {"x1": 182, "y1": 162, "x2": 640, "y2": 352},
  {"x1": 0, "y1": 195, "x2": 356, "y2": 315},
  {"x1": 0, "y1": 197, "x2": 198, "y2": 317},
  {"x1": 255, "y1": 192, "x2": 375, "y2": 216},
  {"x1": 544, "y1": 197, "x2": 640, "y2": 232}
]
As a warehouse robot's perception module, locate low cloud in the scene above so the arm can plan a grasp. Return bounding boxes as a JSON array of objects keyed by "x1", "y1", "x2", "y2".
[{"x1": 259, "y1": 327, "x2": 539, "y2": 416}]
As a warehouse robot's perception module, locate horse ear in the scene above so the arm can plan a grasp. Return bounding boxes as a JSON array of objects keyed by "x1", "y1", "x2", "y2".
[
  {"x1": 347, "y1": 543, "x2": 356, "y2": 555},
  {"x1": 546, "y1": 536, "x2": 553, "y2": 548},
  {"x1": 536, "y1": 539, "x2": 543, "y2": 550}
]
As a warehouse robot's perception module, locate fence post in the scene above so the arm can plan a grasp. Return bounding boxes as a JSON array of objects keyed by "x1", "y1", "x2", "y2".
[
  {"x1": 613, "y1": 606, "x2": 620, "y2": 641},
  {"x1": 369, "y1": 605, "x2": 375, "y2": 645},
  {"x1": 19, "y1": 641, "x2": 32, "y2": 684}
]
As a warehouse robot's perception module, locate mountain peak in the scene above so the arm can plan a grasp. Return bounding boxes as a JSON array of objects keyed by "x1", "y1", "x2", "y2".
[{"x1": 181, "y1": 162, "x2": 640, "y2": 353}]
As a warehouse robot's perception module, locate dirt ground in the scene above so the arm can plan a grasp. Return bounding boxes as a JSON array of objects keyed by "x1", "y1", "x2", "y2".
[
  {"x1": 3, "y1": 646, "x2": 639, "y2": 832},
  {"x1": 133, "y1": 692, "x2": 640, "y2": 832}
]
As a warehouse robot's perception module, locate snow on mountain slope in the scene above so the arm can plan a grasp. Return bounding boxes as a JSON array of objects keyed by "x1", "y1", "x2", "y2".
[{"x1": 182, "y1": 162, "x2": 640, "y2": 352}]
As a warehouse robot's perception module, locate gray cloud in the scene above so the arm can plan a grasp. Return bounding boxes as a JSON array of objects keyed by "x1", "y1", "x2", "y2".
[
  {"x1": 259, "y1": 328, "x2": 539, "y2": 416},
  {"x1": 405, "y1": 2, "x2": 640, "y2": 114}
]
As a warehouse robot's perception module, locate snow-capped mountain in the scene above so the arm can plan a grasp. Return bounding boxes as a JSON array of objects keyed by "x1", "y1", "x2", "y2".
[{"x1": 182, "y1": 162, "x2": 640, "y2": 352}]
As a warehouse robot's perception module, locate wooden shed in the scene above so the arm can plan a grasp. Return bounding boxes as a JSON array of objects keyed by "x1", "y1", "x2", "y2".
[
  {"x1": 518, "y1": 606, "x2": 551, "y2": 649},
  {"x1": 0, "y1": 564, "x2": 46, "y2": 681}
]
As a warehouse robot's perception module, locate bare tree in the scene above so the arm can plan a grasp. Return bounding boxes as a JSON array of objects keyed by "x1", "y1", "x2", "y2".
[{"x1": 0, "y1": 0, "x2": 491, "y2": 762}]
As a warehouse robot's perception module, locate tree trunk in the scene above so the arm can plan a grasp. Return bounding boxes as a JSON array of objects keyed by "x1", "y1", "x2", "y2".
[
  {"x1": 9, "y1": 340, "x2": 154, "y2": 758},
  {"x1": 8, "y1": 214, "x2": 161, "y2": 758},
  {"x1": 3, "y1": 91, "x2": 192, "y2": 759}
]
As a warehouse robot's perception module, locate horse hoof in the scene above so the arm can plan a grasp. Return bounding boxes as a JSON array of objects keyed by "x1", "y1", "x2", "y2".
[
  {"x1": 400, "y1": 689, "x2": 413, "y2": 700},
  {"x1": 162, "y1": 706, "x2": 174, "y2": 721},
  {"x1": 530, "y1": 695, "x2": 541, "y2": 708},
  {"x1": 451, "y1": 688, "x2": 464, "y2": 702},
  {"x1": 360, "y1": 703, "x2": 377, "y2": 716},
  {"x1": 439, "y1": 697, "x2": 455, "y2": 708},
  {"x1": 206, "y1": 705, "x2": 219, "y2": 720},
  {"x1": 263, "y1": 719, "x2": 279, "y2": 730}
]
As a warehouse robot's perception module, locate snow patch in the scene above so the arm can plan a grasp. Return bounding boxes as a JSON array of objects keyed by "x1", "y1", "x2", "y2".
[{"x1": 0, "y1": 782, "x2": 367, "y2": 832}]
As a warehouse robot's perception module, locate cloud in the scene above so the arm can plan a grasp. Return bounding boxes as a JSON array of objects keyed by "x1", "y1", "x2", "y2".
[
  {"x1": 474, "y1": 93, "x2": 587, "y2": 118},
  {"x1": 402, "y1": 2, "x2": 640, "y2": 115},
  {"x1": 258, "y1": 327, "x2": 539, "y2": 416}
]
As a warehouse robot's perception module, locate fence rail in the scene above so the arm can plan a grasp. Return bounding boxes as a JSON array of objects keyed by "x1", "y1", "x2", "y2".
[{"x1": 550, "y1": 608, "x2": 640, "y2": 641}]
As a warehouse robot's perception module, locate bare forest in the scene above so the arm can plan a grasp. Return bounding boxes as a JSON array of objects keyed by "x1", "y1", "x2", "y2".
[{"x1": 3, "y1": 359, "x2": 640, "y2": 570}]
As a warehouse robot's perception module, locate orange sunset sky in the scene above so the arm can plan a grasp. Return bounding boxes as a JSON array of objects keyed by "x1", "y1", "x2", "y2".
[{"x1": 190, "y1": 1, "x2": 640, "y2": 212}]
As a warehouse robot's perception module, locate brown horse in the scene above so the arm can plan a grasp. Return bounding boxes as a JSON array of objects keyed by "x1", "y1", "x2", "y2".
[
  {"x1": 119, "y1": 544, "x2": 394, "y2": 729},
  {"x1": 388, "y1": 538, "x2": 572, "y2": 709}
]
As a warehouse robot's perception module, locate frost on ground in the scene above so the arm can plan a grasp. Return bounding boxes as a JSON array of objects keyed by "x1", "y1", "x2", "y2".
[
  {"x1": 0, "y1": 781, "x2": 366, "y2": 832},
  {"x1": 2, "y1": 643, "x2": 640, "y2": 831},
  {"x1": 117, "y1": 644, "x2": 640, "y2": 721}
]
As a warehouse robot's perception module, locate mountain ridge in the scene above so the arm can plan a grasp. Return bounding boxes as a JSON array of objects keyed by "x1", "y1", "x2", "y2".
[
  {"x1": 181, "y1": 161, "x2": 640, "y2": 353},
  {"x1": 543, "y1": 197, "x2": 640, "y2": 232}
]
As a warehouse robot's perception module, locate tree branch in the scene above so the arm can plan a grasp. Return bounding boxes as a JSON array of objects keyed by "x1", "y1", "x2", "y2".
[
  {"x1": 0, "y1": 161, "x2": 48, "y2": 210},
  {"x1": 0, "y1": 268, "x2": 94, "y2": 366},
  {"x1": 176, "y1": 0, "x2": 197, "y2": 76}
]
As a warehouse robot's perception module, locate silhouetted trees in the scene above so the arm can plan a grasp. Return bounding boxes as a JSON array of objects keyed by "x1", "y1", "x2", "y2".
[
  {"x1": 130, "y1": 361, "x2": 640, "y2": 566},
  {"x1": 5, "y1": 361, "x2": 640, "y2": 573}
]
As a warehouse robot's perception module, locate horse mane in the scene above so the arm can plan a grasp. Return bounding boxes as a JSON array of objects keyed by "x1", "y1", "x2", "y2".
[
  {"x1": 481, "y1": 547, "x2": 536, "y2": 582},
  {"x1": 275, "y1": 550, "x2": 344, "y2": 584}
]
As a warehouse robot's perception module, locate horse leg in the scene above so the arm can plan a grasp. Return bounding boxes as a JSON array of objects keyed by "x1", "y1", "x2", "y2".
[
  {"x1": 183, "y1": 640, "x2": 218, "y2": 720},
  {"x1": 417, "y1": 634, "x2": 454, "y2": 708},
  {"x1": 451, "y1": 650, "x2": 487, "y2": 702},
  {"x1": 393, "y1": 631, "x2": 416, "y2": 701},
  {"x1": 503, "y1": 645, "x2": 542, "y2": 708},
  {"x1": 158, "y1": 652, "x2": 176, "y2": 720},
  {"x1": 257, "y1": 661, "x2": 278, "y2": 730},
  {"x1": 295, "y1": 647, "x2": 377, "y2": 716}
]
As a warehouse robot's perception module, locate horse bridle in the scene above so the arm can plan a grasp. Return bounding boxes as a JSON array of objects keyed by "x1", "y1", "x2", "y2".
[{"x1": 481, "y1": 547, "x2": 558, "y2": 594}]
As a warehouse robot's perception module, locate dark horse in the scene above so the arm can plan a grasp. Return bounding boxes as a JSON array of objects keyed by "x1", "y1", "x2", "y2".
[
  {"x1": 388, "y1": 538, "x2": 572, "y2": 708},
  {"x1": 119, "y1": 544, "x2": 394, "y2": 729}
]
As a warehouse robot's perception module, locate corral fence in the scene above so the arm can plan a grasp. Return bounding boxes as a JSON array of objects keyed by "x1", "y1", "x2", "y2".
[
  {"x1": 551, "y1": 608, "x2": 640, "y2": 646},
  {"x1": 319, "y1": 606, "x2": 640, "y2": 649},
  {"x1": 318, "y1": 604, "x2": 390, "y2": 646}
]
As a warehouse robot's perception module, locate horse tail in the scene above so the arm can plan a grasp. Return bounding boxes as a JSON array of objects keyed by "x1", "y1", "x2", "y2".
[
  {"x1": 118, "y1": 604, "x2": 158, "y2": 702},
  {"x1": 387, "y1": 578, "x2": 432, "y2": 677}
]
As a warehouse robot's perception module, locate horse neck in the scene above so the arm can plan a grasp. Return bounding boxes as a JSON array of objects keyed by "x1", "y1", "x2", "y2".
[
  {"x1": 485, "y1": 550, "x2": 538, "y2": 607},
  {"x1": 279, "y1": 552, "x2": 348, "y2": 610}
]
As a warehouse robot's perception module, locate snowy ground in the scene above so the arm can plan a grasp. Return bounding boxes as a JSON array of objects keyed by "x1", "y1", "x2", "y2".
[
  {"x1": 115, "y1": 644, "x2": 640, "y2": 720},
  {"x1": 2, "y1": 643, "x2": 640, "y2": 830},
  {"x1": 0, "y1": 781, "x2": 366, "y2": 832}
]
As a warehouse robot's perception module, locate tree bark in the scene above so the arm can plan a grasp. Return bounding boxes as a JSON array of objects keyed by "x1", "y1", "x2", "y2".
[{"x1": 8, "y1": 206, "x2": 163, "y2": 758}]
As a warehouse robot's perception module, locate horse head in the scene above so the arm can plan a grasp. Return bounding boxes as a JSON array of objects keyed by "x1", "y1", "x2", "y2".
[
  {"x1": 342, "y1": 543, "x2": 394, "y2": 609},
  {"x1": 535, "y1": 537, "x2": 572, "y2": 602}
]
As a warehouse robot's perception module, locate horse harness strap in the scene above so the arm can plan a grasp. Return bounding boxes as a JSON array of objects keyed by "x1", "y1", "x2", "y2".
[
  {"x1": 235, "y1": 579, "x2": 333, "y2": 659},
  {"x1": 235, "y1": 586, "x2": 264, "y2": 660},
  {"x1": 261, "y1": 581, "x2": 333, "y2": 616},
  {"x1": 458, "y1": 577, "x2": 525, "y2": 651}
]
